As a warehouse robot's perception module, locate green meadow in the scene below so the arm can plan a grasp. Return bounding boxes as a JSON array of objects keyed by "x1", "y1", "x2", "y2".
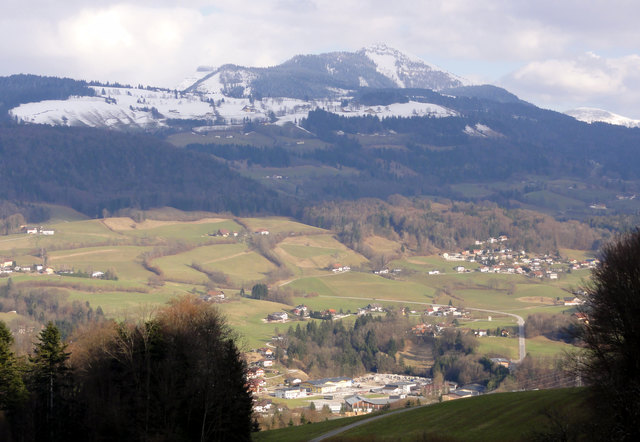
[
  {"x1": 1, "y1": 209, "x2": 585, "y2": 360},
  {"x1": 254, "y1": 388, "x2": 590, "y2": 442}
]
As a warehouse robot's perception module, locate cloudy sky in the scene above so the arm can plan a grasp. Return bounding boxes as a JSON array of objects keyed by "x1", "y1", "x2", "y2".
[{"x1": 2, "y1": 0, "x2": 639, "y2": 117}]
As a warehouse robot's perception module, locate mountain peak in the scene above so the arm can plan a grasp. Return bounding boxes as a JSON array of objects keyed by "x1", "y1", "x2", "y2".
[{"x1": 357, "y1": 44, "x2": 466, "y2": 90}]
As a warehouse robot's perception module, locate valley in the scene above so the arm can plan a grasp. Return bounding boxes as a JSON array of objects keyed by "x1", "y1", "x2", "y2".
[{"x1": 0, "y1": 208, "x2": 585, "y2": 402}]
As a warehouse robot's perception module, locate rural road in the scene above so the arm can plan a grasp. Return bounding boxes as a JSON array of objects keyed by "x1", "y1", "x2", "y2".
[
  {"x1": 319, "y1": 295, "x2": 526, "y2": 363},
  {"x1": 463, "y1": 307, "x2": 526, "y2": 363},
  {"x1": 309, "y1": 405, "x2": 428, "y2": 442}
]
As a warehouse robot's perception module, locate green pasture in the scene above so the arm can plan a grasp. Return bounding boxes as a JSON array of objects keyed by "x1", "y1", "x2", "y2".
[
  {"x1": 288, "y1": 272, "x2": 435, "y2": 303},
  {"x1": 40, "y1": 203, "x2": 90, "y2": 223},
  {"x1": 523, "y1": 190, "x2": 587, "y2": 212},
  {"x1": 459, "y1": 317, "x2": 517, "y2": 330},
  {"x1": 51, "y1": 219, "x2": 121, "y2": 239},
  {"x1": 254, "y1": 414, "x2": 374, "y2": 442},
  {"x1": 216, "y1": 298, "x2": 294, "y2": 349},
  {"x1": 336, "y1": 388, "x2": 589, "y2": 441},
  {"x1": 153, "y1": 243, "x2": 249, "y2": 284},
  {"x1": 48, "y1": 245, "x2": 153, "y2": 282},
  {"x1": 269, "y1": 396, "x2": 316, "y2": 409},
  {"x1": 66, "y1": 289, "x2": 179, "y2": 318},
  {"x1": 279, "y1": 243, "x2": 338, "y2": 259},
  {"x1": 11, "y1": 274, "x2": 148, "y2": 293},
  {"x1": 118, "y1": 220, "x2": 243, "y2": 243},
  {"x1": 203, "y1": 251, "x2": 277, "y2": 285},
  {"x1": 477, "y1": 337, "x2": 518, "y2": 359},
  {"x1": 508, "y1": 305, "x2": 573, "y2": 317},
  {"x1": 256, "y1": 388, "x2": 589, "y2": 442},
  {"x1": 525, "y1": 336, "x2": 576, "y2": 357},
  {"x1": 0, "y1": 311, "x2": 32, "y2": 324},
  {"x1": 558, "y1": 248, "x2": 594, "y2": 261},
  {"x1": 241, "y1": 217, "x2": 326, "y2": 235}
]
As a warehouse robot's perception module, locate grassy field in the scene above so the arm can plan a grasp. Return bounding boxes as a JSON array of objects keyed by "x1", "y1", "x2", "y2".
[
  {"x1": 254, "y1": 388, "x2": 590, "y2": 442},
  {"x1": 1, "y1": 212, "x2": 590, "y2": 363},
  {"x1": 253, "y1": 414, "x2": 375, "y2": 442}
]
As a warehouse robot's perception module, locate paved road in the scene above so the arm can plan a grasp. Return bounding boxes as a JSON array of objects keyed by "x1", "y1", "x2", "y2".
[
  {"x1": 319, "y1": 295, "x2": 526, "y2": 363},
  {"x1": 309, "y1": 405, "x2": 428, "y2": 442}
]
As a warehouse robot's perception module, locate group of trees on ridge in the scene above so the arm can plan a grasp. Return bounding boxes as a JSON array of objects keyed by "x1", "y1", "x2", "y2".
[{"x1": 302, "y1": 197, "x2": 605, "y2": 254}]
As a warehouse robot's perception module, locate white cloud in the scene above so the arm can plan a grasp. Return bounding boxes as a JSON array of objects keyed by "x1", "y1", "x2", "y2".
[
  {"x1": 0, "y1": 1, "x2": 639, "y2": 116},
  {"x1": 501, "y1": 53, "x2": 640, "y2": 118}
]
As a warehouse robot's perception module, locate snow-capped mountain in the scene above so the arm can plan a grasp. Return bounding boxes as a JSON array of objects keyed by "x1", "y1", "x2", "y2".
[
  {"x1": 358, "y1": 44, "x2": 466, "y2": 89},
  {"x1": 565, "y1": 107, "x2": 640, "y2": 128},
  {"x1": 9, "y1": 45, "x2": 466, "y2": 131},
  {"x1": 182, "y1": 44, "x2": 467, "y2": 98}
]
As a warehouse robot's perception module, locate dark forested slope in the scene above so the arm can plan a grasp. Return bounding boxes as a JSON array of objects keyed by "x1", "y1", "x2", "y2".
[{"x1": 0, "y1": 125, "x2": 291, "y2": 217}]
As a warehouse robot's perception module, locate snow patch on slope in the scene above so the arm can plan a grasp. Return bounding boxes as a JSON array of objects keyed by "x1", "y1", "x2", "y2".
[
  {"x1": 361, "y1": 43, "x2": 468, "y2": 90},
  {"x1": 10, "y1": 86, "x2": 215, "y2": 129},
  {"x1": 464, "y1": 123, "x2": 502, "y2": 138},
  {"x1": 565, "y1": 107, "x2": 640, "y2": 128}
]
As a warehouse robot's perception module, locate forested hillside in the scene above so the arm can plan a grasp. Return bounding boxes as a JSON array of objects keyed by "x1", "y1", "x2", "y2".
[
  {"x1": 0, "y1": 125, "x2": 292, "y2": 217},
  {"x1": 0, "y1": 75, "x2": 95, "y2": 120}
]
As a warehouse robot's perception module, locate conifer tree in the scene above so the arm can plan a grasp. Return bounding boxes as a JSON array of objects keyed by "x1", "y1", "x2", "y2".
[
  {"x1": 0, "y1": 321, "x2": 26, "y2": 411},
  {"x1": 29, "y1": 322, "x2": 71, "y2": 442}
]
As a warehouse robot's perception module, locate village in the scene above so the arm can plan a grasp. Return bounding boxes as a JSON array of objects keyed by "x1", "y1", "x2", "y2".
[
  {"x1": 246, "y1": 347, "x2": 486, "y2": 418},
  {"x1": 440, "y1": 235, "x2": 599, "y2": 278}
]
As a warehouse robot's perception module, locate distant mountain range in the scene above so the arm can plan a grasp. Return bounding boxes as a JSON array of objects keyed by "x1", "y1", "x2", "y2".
[
  {"x1": 4, "y1": 44, "x2": 637, "y2": 131},
  {"x1": 2, "y1": 45, "x2": 640, "y2": 222}
]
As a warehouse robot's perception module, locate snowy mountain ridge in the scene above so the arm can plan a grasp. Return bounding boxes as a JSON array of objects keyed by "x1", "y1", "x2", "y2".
[
  {"x1": 565, "y1": 107, "x2": 640, "y2": 129},
  {"x1": 180, "y1": 44, "x2": 467, "y2": 97},
  {"x1": 9, "y1": 45, "x2": 469, "y2": 131},
  {"x1": 358, "y1": 43, "x2": 467, "y2": 89}
]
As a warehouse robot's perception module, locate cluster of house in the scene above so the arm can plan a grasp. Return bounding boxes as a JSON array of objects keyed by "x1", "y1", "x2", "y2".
[
  {"x1": 273, "y1": 377, "x2": 354, "y2": 400},
  {"x1": 1, "y1": 259, "x2": 53, "y2": 275},
  {"x1": 372, "y1": 268, "x2": 402, "y2": 275},
  {"x1": 357, "y1": 303, "x2": 385, "y2": 316},
  {"x1": 258, "y1": 373, "x2": 489, "y2": 415},
  {"x1": 247, "y1": 347, "x2": 276, "y2": 393},
  {"x1": 269, "y1": 304, "x2": 361, "y2": 323},
  {"x1": 24, "y1": 226, "x2": 55, "y2": 235},
  {"x1": 291, "y1": 305, "x2": 309, "y2": 317},
  {"x1": 330, "y1": 264, "x2": 351, "y2": 273},
  {"x1": 213, "y1": 229, "x2": 238, "y2": 238},
  {"x1": 442, "y1": 242, "x2": 599, "y2": 278},
  {"x1": 474, "y1": 329, "x2": 511, "y2": 338},
  {"x1": 423, "y1": 305, "x2": 465, "y2": 317}
]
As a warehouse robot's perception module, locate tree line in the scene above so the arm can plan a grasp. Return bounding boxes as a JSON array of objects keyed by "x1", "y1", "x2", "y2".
[
  {"x1": 0, "y1": 297, "x2": 254, "y2": 442},
  {"x1": 302, "y1": 196, "x2": 606, "y2": 254},
  {"x1": 0, "y1": 125, "x2": 294, "y2": 218}
]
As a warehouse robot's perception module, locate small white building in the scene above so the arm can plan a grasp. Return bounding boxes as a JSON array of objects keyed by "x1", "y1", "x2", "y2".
[{"x1": 274, "y1": 387, "x2": 306, "y2": 399}]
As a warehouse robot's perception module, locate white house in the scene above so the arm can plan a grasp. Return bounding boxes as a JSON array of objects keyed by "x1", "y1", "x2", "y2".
[{"x1": 274, "y1": 387, "x2": 306, "y2": 399}]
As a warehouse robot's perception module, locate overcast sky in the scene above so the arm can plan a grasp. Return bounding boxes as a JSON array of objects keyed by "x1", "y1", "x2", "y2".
[{"x1": 2, "y1": 0, "x2": 639, "y2": 118}]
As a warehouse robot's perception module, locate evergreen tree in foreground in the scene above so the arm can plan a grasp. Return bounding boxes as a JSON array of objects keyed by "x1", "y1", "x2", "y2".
[
  {"x1": 0, "y1": 321, "x2": 26, "y2": 411},
  {"x1": 28, "y1": 322, "x2": 72, "y2": 442}
]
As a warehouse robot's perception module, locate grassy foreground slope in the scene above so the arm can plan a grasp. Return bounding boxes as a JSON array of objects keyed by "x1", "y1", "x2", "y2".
[{"x1": 254, "y1": 388, "x2": 590, "y2": 442}]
